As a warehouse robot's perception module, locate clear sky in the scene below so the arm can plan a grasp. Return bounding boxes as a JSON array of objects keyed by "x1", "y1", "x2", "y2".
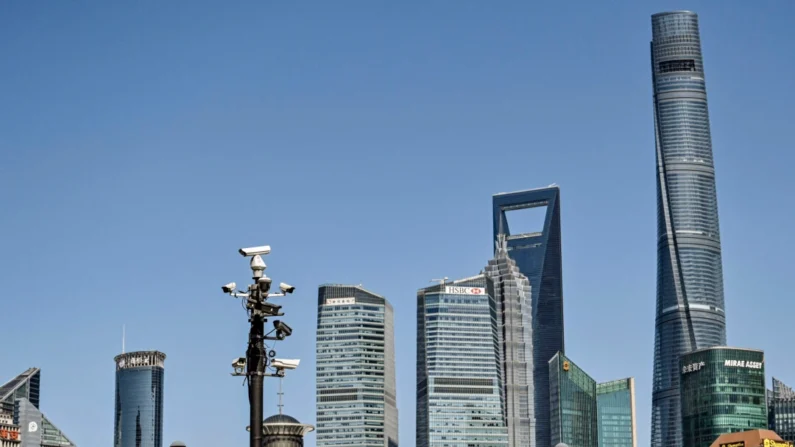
[{"x1": 1, "y1": 2, "x2": 793, "y2": 446}]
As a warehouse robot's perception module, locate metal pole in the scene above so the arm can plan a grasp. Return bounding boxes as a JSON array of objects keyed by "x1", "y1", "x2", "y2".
[{"x1": 248, "y1": 313, "x2": 265, "y2": 447}]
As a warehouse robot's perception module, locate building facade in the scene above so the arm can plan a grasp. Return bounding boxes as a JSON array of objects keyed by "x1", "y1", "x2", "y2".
[
  {"x1": 597, "y1": 378, "x2": 637, "y2": 447},
  {"x1": 316, "y1": 285, "x2": 398, "y2": 447},
  {"x1": 416, "y1": 275, "x2": 507, "y2": 447},
  {"x1": 114, "y1": 351, "x2": 166, "y2": 447},
  {"x1": 649, "y1": 11, "x2": 728, "y2": 447},
  {"x1": 485, "y1": 234, "x2": 534, "y2": 447},
  {"x1": 680, "y1": 347, "x2": 767, "y2": 447},
  {"x1": 769, "y1": 378, "x2": 795, "y2": 443},
  {"x1": 549, "y1": 352, "x2": 597, "y2": 447},
  {"x1": 0, "y1": 411, "x2": 21, "y2": 447},
  {"x1": 493, "y1": 185, "x2": 564, "y2": 447},
  {"x1": 0, "y1": 369, "x2": 76, "y2": 447}
]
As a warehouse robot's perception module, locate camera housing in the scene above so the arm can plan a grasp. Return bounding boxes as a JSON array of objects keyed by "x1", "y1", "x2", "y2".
[
  {"x1": 279, "y1": 283, "x2": 296, "y2": 294},
  {"x1": 239, "y1": 246, "x2": 271, "y2": 257},
  {"x1": 273, "y1": 320, "x2": 293, "y2": 339},
  {"x1": 261, "y1": 302, "x2": 283, "y2": 316},
  {"x1": 221, "y1": 282, "x2": 237, "y2": 294},
  {"x1": 271, "y1": 359, "x2": 300, "y2": 370}
]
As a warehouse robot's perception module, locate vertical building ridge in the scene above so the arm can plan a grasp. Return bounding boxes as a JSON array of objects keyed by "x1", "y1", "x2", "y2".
[{"x1": 650, "y1": 11, "x2": 727, "y2": 447}]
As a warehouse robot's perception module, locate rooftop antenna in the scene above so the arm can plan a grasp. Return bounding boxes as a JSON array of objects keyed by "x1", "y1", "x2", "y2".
[
  {"x1": 431, "y1": 277, "x2": 448, "y2": 285},
  {"x1": 122, "y1": 325, "x2": 126, "y2": 354},
  {"x1": 277, "y1": 376, "x2": 284, "y2": 415}
]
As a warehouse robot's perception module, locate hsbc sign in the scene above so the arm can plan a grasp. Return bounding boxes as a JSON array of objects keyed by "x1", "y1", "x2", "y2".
[{"x1": 444, "y1": 286, "x2": 486, "y2": 296}]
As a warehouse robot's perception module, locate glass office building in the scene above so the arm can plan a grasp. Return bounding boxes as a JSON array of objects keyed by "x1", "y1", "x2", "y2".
[
  {"x1": 0, "y1": 368, "x2": 76, "y2": 447},
  {"x1": 493, "y1": 185, "x2": 564, "y2": 447},
  {"x1": 416, "y1": 275, "x2": 507, "y2": 447},
  {"x1": 769, "y1": 378, "x2": 795, "y2": 443},
  {"x1": 649, "y1": 11, "x2": 728, "y2": 447},
  {"x1": 549, "y1": 352, "x2": 597, "y2": 447},
  {"x1": 484, "y1": 234, "x2": 535, "y2": 447},
  {"x1": 114, "y1": 351, "x2": 166, "y2": 447},
  {"x1": 0, "y1": 368, "x2": 40, "y2": 416},
  {"x1": 597, "y1": 378, "x2": 637, "y2": 447},
  {"x1": 680, "y1": 347, "x2": 767, "y2": 447},
  {"x1": 316, "y1": 285, "x2": 398, "y2": 447}
]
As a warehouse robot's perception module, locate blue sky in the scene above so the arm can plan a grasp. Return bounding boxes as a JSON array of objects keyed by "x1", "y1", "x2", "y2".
[{"x1": 1, "y1": 2, "x2": 793, "y2": 446}]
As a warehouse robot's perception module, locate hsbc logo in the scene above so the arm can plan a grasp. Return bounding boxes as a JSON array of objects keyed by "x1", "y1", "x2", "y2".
[{"x1": 444, "y1": 286, "x2": 486, "y2": 296}]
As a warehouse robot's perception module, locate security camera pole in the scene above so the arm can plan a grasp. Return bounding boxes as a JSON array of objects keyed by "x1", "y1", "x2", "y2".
[{"x1": 222, "y1": 246, "x2": 296, "y2": 447}]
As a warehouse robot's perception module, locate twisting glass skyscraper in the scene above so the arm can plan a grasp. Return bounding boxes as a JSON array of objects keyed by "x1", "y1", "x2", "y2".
[
  {"x1": 650, "y1": 11, "x2": 727, "y2": 447},
  {"x1": 485, "y1": 234, "x2": 534, "y2": 447},
  {"x1": 316, "y1": 285, "x2": 398, "y2": 447}
]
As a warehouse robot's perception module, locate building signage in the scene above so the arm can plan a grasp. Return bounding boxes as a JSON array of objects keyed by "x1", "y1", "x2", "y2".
[
  {"x1": 117, "y1": 353, "x2": 165, "y2": 370},
  {"x1": 719, "y1": 442, "x2": 744, "y2": 447},
  {"x1": 326, "y1": 297, "x2": 355, "y2": 305},
  {"x1": 724, "y1": 360, "x2": 763, "y2": 369},
  {"x1": 682, "y1": 361, "x2": 706, "y2": 374},
  {"x1": 0, "y1": 429, "x2": 20, "y2": 441},
  {"x1": 444, "y1": 286, "x2": 486, "y2": 296},
  {"x1": 763, "y1": 440, "x2": 792, "y2": 447}
]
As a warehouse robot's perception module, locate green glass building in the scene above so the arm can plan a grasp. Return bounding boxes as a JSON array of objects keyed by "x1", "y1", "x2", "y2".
[
  {"x1": 597, "y1": 378, "x2": 637, "y2": 447},
  {"x1": 680, "y1": 347, "x2": 767, "y2": 447},
  {"x1": 549, "y1": 352, "x2": 598, "y2": 447}
]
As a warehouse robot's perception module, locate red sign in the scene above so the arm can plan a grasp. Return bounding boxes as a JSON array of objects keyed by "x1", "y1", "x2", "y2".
[{"x1": 0, "y1": 428, "x2": 20, "y2": 441}]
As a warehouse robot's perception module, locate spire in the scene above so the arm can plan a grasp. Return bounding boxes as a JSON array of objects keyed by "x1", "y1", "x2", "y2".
[
  {"x1": 277, "y1": 376, "x2": 284, "y2": 415},
  {"x1": 495, "y1": 233, "x2": 509, "y2": 257}
]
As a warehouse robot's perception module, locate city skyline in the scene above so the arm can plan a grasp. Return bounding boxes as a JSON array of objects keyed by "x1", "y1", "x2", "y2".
[
  {"x1": 649, "y1": 11, "x2": 727, "y2": 447},
  {"x1": 1, "y1": 3, "x2": 793, "y2": 447}
]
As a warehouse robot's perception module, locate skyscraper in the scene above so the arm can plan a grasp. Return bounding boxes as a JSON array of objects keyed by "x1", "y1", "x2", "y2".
[
  {"x1": 416, "y1": 275, "x2": 507, "y2": 447},
  {"x1": 549, "y1": 352, "x2": 597, "y2": 447},
  {"x1": 769, "y1": 378, "x2": 795, "y2": 443},
  {"x1": 650, "y1": 11, "x2": 727, "y2": 447},
  {"x1": 316, "y1": 285, "x2": 398, "y2": 447},
  {"x1": 485, "y1": 234, "x2": 534, "y2": 447},
  {"x1": 114, "y1": 351, "x2": 166, "y2": 447},
  {"x1": 596, "y1": 378, "x2": 637, "y2": 447},
  {"x1": 493, "y1": 185, "x2": 564, "y2": 447},
  {"x1": 0, "y1": 368, "x2": 76, "y2": 447},
  {"x1": 0, "y1": 368, "x2": 40, "y2": 414}
]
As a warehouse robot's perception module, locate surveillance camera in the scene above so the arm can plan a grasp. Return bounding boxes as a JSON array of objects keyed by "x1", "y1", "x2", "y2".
[
  {"x1": 232, "y1": 357, "x2": 246, "y2": 369},
  {"x1": 274, "y1": 320, "x2": 293, "y2": 339},
  {"x1": 279, "y1": 283, "x2": 296, "y2": 294},
  {"x1": 258, "y1": 276, "x2": 272, "y2": 293},
  {"x1": 239, "y1": 246, "x2": 271, "y2": 257},
  {"x1": 271, "y1": 359, "x2": 300, "y2": 370},
  {"x1": 221, "y1": 282, "x2": 237, "y2": 294},
  {"x1": 261, "y1": 302, "x2": 282, "y2": 316}
]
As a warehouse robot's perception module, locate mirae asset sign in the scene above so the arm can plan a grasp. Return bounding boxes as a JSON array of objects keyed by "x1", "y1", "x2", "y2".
[{"x1": 444, "y1": 286, "x2": 486, "y2": 296}]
